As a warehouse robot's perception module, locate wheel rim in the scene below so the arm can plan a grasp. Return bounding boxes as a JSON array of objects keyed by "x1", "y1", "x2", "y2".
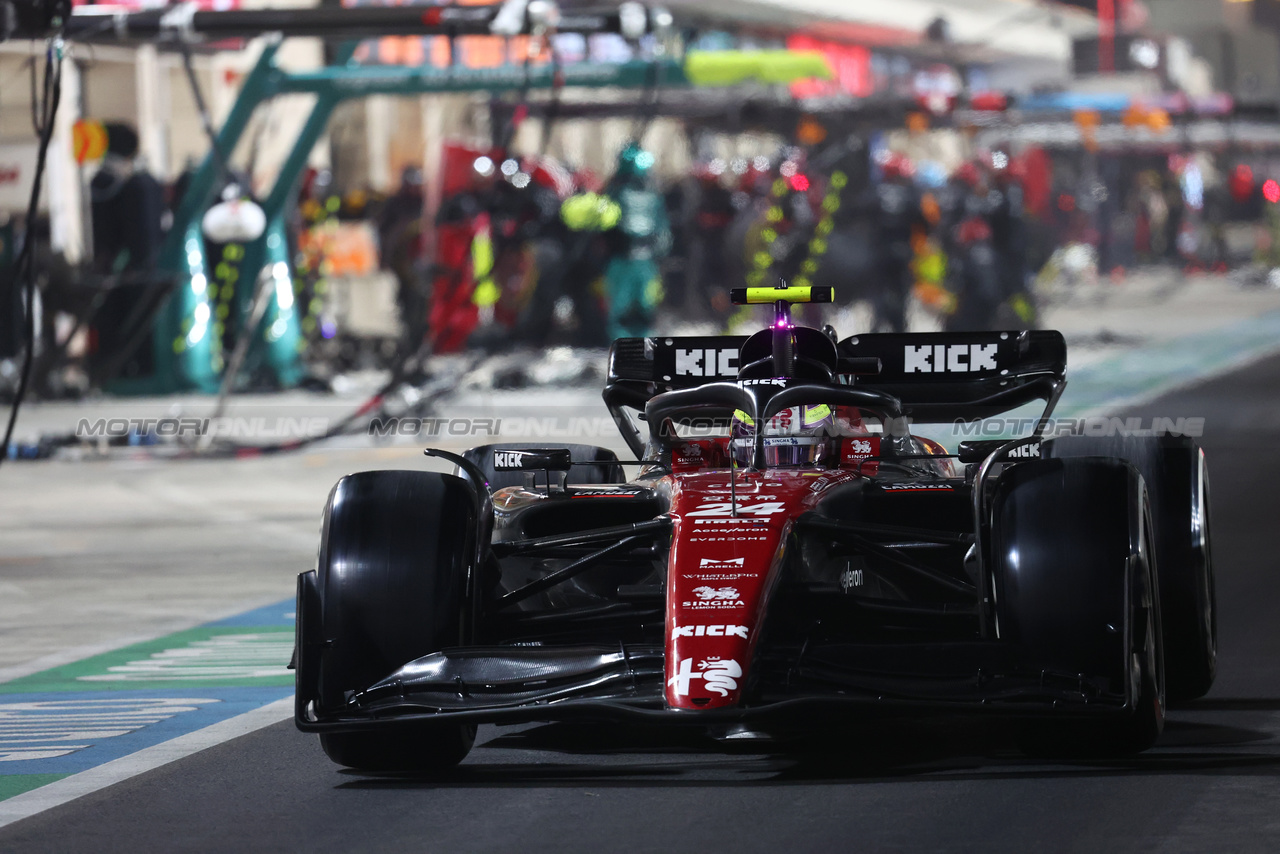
[
  {"x1": 1143, "y1": 504, "x2": 1167, "y2": 727},
  {"x1": 1197, "y1": 456, "x2": 1217, "y2": 666}
]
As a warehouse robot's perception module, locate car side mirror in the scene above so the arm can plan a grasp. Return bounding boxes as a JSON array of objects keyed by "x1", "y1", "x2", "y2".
[
  {"x1": 957, "y1": 439, "x2": 1041, "y2": 465},
  {"x1": 491, "y1": 448, "x2": 574, "y2": 472}
]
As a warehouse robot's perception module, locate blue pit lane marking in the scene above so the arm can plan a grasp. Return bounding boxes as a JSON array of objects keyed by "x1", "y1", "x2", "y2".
[
  {"x1": 0, "y1": 599, "x2": 296, "y2": 803},
  {"x1": 0, "y1": 687, "x2": 292, "y2": 775},
  {"x1": 206, "y1": 600, "x2": 297, "y2": 628}
]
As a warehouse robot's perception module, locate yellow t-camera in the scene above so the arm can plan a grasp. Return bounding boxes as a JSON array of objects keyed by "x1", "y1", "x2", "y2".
[{"x1": 730, "y1": 285, "x2": 834, "y2": 305}]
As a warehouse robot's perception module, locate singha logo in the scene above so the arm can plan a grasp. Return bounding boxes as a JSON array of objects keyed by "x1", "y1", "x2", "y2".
[{"x1": 693, "y1": 586, "x2": 739, "y2": 600}]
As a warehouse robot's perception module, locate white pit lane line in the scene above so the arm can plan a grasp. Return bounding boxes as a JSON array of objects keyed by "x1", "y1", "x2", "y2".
[{"x1": 0, "y1": 698, "x2": 293, "y2": 829}]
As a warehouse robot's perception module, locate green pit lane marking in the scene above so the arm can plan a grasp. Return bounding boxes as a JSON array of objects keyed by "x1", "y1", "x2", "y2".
[
  {"x1": 0, "y1": 604, "x2": 295, "y2": 811},
  {"x1": 0, "y1": 627, "x2": 294, "y2": 695},
  {"x1": 0, "y1": 774, "x2": 69, "y2": 802}
]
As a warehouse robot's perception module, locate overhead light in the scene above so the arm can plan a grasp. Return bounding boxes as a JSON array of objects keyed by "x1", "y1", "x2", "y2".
[
  {"x1": 527, "y1": 0, "x2": 560, "y2": 30},
  {"x1": 1129, "y1": 39, "x2": 1161, "y2": 70},
  {"x1": 619, "y1": 2, "x2": 647, "y2": 40}
]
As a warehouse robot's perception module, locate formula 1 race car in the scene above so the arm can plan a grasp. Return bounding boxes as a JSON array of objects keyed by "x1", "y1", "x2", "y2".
[{"x1": 293, "y1": 284, "x2": 1216, "y2": 770}]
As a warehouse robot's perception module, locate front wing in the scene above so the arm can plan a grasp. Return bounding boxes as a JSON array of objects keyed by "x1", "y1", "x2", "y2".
[{"x1": 294, "y1": 576, "x2": 1138, "y2": 733}]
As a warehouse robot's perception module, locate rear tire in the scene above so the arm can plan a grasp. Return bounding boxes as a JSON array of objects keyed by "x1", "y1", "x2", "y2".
[
  {"x1": 316, "y1": 469, "x2": 478, "y2": 771},
  {"x1": 1044, "y1": 435, "x2": 1215, "y2": 702}
]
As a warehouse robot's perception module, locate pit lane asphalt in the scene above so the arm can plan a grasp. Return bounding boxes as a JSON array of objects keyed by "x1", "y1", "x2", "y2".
[{"x1": 3, "y1": 356, "x2": 1280, "y2": 854}]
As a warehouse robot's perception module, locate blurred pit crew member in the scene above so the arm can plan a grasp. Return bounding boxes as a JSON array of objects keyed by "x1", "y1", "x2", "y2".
[
  {"x1": 854, "y1": 152, "x2": 929, "y2": 333},
  {"x1": 939, "y1": 160, "x2": 1003, "y2": 331},
  {"x1": 986, "y1": 152, "x2": 1037, "y2": 327},
  {"x1": 602, "y1": 143, "x2": 672, "y2": 340}
]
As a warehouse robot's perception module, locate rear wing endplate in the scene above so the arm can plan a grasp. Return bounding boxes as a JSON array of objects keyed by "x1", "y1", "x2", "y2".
[{"x1": 604, "y1": 336, "x2": 746, "y2": 458}]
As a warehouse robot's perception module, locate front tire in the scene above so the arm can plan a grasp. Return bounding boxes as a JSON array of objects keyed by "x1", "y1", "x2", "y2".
[
  {"x1": 992, "y1": 457, "x2": 1165, "y2": 757},
  {"x1": 1044, "y1": 435, "x2": 1215, "y2": 702},
  {"x1": 315, "y1": 469, "x2": 479, "y2": 771},
  {"x1": 319, "y1": 726, "x2": 476, "y2": 773}
]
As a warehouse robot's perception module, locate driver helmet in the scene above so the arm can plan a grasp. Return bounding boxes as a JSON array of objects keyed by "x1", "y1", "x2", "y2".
[{"x1": 731, "y1": 404, "x2": 836, "y2": 468}]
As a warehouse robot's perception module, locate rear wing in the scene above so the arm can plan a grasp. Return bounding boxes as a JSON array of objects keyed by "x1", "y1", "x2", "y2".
[
  {"x1": 604, "y1": 336, "x2": 747, "y2": 457},
  {"x1": 602, "y1": 330, "x2": 1067, "y2": 456},
  {"x1": 835, "y1": 330, "x2": 1067, "y2": 422},
  {"x1": 607, "y1": 336, "x2": 749, "y2": 391}
]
